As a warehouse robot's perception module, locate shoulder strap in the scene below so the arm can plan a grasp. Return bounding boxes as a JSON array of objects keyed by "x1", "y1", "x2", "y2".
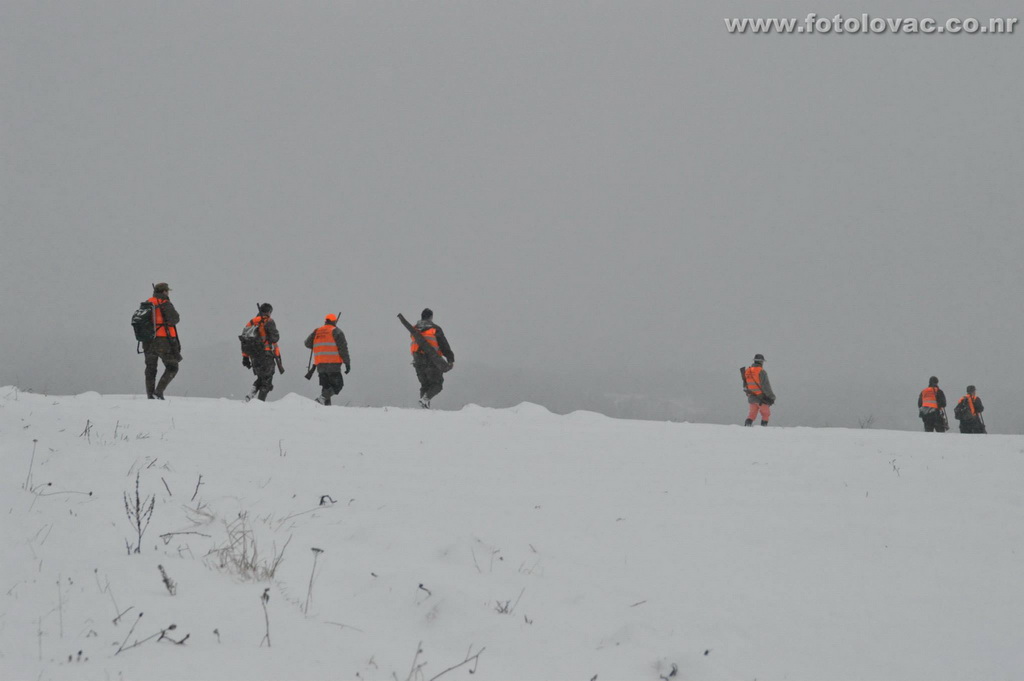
[
  {"x1": 152, "y1": 300, "x2": 165, "y2": 331},
  {"x1": 257, "y1": 316, "x2": 276, "y2": 351}
]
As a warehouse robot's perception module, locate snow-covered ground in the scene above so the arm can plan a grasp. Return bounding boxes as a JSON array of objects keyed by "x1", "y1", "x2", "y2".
[{"x1": 2, "y1": 386, "x2": 1022, "y2": 681}]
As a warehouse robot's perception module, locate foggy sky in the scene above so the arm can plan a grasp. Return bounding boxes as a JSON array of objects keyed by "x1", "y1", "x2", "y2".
[{"x1": 2, "y1": 1, "x2": 1022, "y2": 432}]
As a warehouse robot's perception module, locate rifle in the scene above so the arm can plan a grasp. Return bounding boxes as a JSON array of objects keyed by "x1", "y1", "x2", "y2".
[
  {"x1": 304, "y1": 348, "x2": 315, "y2": 380},
  {"x1": 398, "y1": 313, "x2": 451, "y2": 374}
]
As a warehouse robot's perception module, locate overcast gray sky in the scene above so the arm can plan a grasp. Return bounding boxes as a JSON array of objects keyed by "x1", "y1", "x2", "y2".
[{"x1": 2, "y1": 1, "x2": 1021, "y2": 432}]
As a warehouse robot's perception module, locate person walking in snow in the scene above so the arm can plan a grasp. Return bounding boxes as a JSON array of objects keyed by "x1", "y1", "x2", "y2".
[
  {"x1": 954, "y1": 385, "x2": 986, "y2": 434},
  {"x1": 741, "y1": 353, "x2": 776, "y2": 426},
  {"x1": 241, "y1": 303, "x2": 283, "y2": 402},
  {"x1": 143, "y1": 282, "x2": 181, "y2": 400},
  {"x1": 304, "y1": 313, "x2": 350, "y2": 406},
  {"x1": 918, "y1": 376, "x2": 948, "y2": 433},
  {"x1": 410, "y1": 308, "x2": 454, "y2": 409}
]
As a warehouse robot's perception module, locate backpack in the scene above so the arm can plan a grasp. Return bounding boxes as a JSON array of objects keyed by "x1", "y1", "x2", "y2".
[
  {"x1": 239, "y1": 321, "x2": 266, "y2": 356},
  {"x1": 953, "y1": 397, "x2": 971, "y2": 421},
  {"x1": 131, "y1": 301, "x2": 156, "y2": 344}
]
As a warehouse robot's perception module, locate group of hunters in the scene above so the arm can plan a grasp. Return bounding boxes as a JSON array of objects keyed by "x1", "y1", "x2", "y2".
[
  {"x1": 139, "y1": 283, "x2": 454, "y2": 408},
  {"x1": 739, "y1": 354, "x2": 985, "y2": 433},
  {"x1": 140, "y1": 284, "x2": 988, "y2": 432},
  {"x1": 916, "y1": 375, "x2": 987, "y2": 434}
]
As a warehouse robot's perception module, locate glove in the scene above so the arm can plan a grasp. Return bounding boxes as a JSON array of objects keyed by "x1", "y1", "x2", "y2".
[
  {"x1": 276, "y1": 357, "x2": 285, "y2": 374},
  {"x1": 242, "y1": 356, "x2": 251, "y2": 369},
  {"x1": 344, "y1": 364, "x2": 350, "y2": 375}
]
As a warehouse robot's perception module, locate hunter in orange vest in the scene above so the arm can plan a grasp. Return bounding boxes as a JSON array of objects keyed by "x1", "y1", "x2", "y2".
[
  {"x1": 955, "y1": 385, "x2": 986, "y2": 434},
  {"x1": 410, "y1": 308, "x2": 455, "y2": 409},
  {"x1": 303, "y1": 313, "x2": 351, "y2": 405},
  {"x1": 917, "y1": 376, "x2": 948, "y2": 432},
  {"x1": 241, "y1": 303, "x2": 283, "y2": 402},
  {"x1": 143, "y1": 282, "x2": 181, "y2": 400},
  {"x1": 741, "y1": 354, "x2": 776, "y2": 426}
]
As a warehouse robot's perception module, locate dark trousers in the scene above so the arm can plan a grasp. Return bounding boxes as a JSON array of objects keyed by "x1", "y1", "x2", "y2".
[
  {"x1": 318, "y1": 371, "x2": 344, "y2": 405},
  {"x1": 414, "y1": 360, "x2": 444, "y2": 400},
  {"x1": 922, "y1": 412, "x2": 946, "y2": 433},
  {"x1": 251, "y1": 355, "x2": 276, "y2": 401},
  {"x1": 959, "y1": 418, "x2": 986, "y2": 434},
  {"x1": 144, "y1": 340, "x2": 180, "y2": 397}
]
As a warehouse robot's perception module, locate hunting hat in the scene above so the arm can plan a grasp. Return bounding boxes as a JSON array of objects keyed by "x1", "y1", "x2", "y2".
[
  {"x1": 967, "y1": 385, "x2": 976, "y2": 394},
  {"x1": 325, "y1": 313, "x2": 338, "y2": 323},
  {"x1": 753, "y1": 353, "x2": 765, "y2": 363},
  {"x1": 929, "y1": 376, "x2": 939, "y2": 386},
  {"x1": 153, "y1": 282, "x2": 171, "y2": 293},
  {"x1": 259, "y1": 303, "x2": 273, "y2": 315},
  {"x1": 421, "y1": 308, "x2": 434, "y2": 319}
]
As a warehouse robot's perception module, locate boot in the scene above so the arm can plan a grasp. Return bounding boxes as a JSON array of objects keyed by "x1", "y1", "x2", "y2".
[
  {"x1": 145, "y1": 376, "x2": 156, "y2": 399},
  {"x1": 315, "y1": 395, "x2": 327, "y2": 405},
  {"x1": 155, "y1": 369, "x2": 176, "y2": 399},
  {"x1": 257, "y1": 389, "x2": 270, "y2": 402},
  {"x1": 743, "y1": 419, "x2": 753, "y2": 426},
  {"x1": 419, "y1": 397, "x2": 431, "y2": 409},
  {"x1": 244, "y1": 386, "x2": 258, "y2": 403},
  {"x1": 760, "y1": 421, "x2": 768, "y2": 426}
]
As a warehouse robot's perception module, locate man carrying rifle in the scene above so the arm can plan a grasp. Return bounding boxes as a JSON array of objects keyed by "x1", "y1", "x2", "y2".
[
  {"x1": 242, "y1": 303, "x2": 283, "y2": 402},
  {"x1": 409, "y1": 308, "x2": 454, "y2": 409},
  {"x1": 741, "y1": 353, "x2": 776, "y2": 426},
  {"x1": 304, "y1": 313, "x2": 350, "y2": 406}
]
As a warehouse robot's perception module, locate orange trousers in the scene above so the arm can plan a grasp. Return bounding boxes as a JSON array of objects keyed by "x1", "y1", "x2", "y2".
[{"x1": 747, "y1": 402, "x2": 771, "y2": 422}]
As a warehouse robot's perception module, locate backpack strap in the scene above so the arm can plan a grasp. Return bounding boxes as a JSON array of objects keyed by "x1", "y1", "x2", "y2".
[
  {"x1": 259, "y1": 315, "x2": 273, "y2": 352},
  {"x1": 255, "y1": 315, "x2": 278, "y2": 355},
  {"x1": 151, "y1": 301, "x2": 179, "y2": 352},
  {"x1": 153, "y1": 300, "x2": 168, "y2": 333}
]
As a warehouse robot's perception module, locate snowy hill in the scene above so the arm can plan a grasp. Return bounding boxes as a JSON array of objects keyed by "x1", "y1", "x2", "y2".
[{"x1": 2, "y1": 387, "x2": 1022, "y2": 681}]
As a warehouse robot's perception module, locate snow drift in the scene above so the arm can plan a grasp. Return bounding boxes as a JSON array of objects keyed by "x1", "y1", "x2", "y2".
[{"x1": 1, "y1": 387, "x2": 1022, "y2": 680}]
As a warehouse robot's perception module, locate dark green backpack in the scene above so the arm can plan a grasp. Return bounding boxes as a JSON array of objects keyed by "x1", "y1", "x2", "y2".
[{"x1": 131, "y1": 301, "x2": 156, "y2": 344}]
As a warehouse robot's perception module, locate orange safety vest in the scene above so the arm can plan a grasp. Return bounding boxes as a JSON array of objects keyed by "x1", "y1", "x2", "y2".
[
  {"x1": 245, "y1": 316, "x2": 280, "y2": 357},
  {"x1": 958, "y1": 394, "x2": 977, "y2": 416},
  {"x1": 744, "y1": 366, "x2": 764, "y2": 395},
  {"x1": 410, "y1": 327, "x2": 443, "y2": 356},
  {"x1": 312, "y1": 325, "x2": 342, "y2": 365},
  {"x1": 920, "y1": 386, "x2": 939, "y2": 409},
  {"x1": 147, "y1": 297, "x2": 177, "y2": 338}
]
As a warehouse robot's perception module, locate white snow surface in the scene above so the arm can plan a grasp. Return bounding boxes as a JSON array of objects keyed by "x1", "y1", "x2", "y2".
[{"x1": 2, "y1": 387, "x2": 1022, "y2": 681}]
